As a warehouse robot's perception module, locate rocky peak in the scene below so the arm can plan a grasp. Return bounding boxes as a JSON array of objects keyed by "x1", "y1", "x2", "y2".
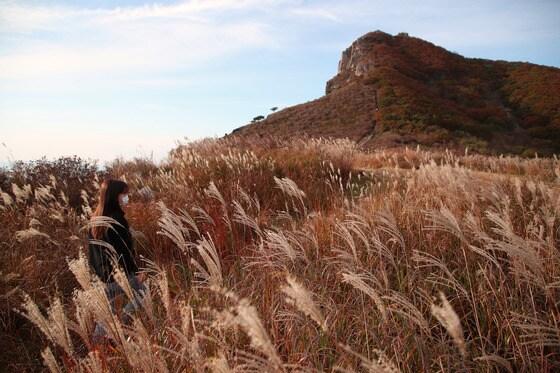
[{"x1": 326, "y1": 30, "x2": 392, "y2": 94}]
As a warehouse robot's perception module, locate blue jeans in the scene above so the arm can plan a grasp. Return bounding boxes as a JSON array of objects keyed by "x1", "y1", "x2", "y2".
[{"x1": 92, "y1": 274, "x2": 146, "y2": 340}]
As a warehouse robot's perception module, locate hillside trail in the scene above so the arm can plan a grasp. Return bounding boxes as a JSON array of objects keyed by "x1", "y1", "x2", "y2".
[
  {"x1": 357, "y1": 88, "x2": 379, "y2": 147},
  {"x1": 356, "y1": 163, "x2": 559, "y2": 191}
]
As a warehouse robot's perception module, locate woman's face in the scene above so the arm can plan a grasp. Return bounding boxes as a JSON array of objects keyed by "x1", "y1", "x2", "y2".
[{"x1": 118, "y1": 192, "x2": 130, "y2": 208}]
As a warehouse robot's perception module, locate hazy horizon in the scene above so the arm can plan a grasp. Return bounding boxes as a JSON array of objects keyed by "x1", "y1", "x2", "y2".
[{"x1": 2, "y1": 0, "x2": 559, "y2": 167}]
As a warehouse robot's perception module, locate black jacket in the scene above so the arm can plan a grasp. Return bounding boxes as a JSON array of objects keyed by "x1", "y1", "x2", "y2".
[{"x1": 88, "y1": 210, "x2": 139, "y2": 283}]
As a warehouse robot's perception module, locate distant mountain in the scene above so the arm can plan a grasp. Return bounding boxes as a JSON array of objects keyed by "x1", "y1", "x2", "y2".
[{"x1": 229, "y1": 30, "x2": 560, "y2": 155}]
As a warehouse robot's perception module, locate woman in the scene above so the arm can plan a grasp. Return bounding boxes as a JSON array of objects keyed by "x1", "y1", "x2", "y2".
[{"x1": 87, "y1": 178, "x2": 145, "y2": 342}]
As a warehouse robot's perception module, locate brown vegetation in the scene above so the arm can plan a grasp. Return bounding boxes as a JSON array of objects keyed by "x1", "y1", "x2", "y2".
[{"x1": 1, "y1": 135, "x2": 560, "y2": 372}]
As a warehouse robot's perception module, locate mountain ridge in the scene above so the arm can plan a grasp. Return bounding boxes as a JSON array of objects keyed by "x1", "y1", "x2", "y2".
[{"x1": 229, "y1": 30, "x2": 560, "y2": 155}]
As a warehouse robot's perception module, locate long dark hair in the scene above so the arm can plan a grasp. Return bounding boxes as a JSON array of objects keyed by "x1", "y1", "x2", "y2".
[{"x1": 91, "y1": 179, "x2": 129, "y2": 239}]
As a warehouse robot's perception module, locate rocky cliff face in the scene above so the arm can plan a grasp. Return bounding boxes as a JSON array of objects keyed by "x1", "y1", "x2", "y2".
[
  {"x1": 229, "y1": 31, "x2": 560, "y2": 156},
  {"x1": 326, "y1": 31, "x2": 390, "y2": 94}
]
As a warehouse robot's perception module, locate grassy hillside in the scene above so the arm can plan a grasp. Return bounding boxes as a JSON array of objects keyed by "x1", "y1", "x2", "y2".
[
  {"x1": 1, "y1": 137, "x2": 559, "y2": 372},
  {"x1": 231, "y1": 31, "x2": 560, "y2": 156}
]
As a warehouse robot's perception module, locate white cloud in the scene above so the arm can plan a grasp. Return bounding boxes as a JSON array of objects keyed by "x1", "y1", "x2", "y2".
[
  {"x1": 0, "y1": 3, "x2": 89, "y2": 32},
  {"x1": 1, "y1": 21, "x2": 272, "y2": 78},
  {"x1": 0, "y1": 0, "x2": 291, "y2": 32},
  {"x1": 1, "y1": 0, "x2": 557, "y2": 81},
  {"x1": 98, "y1": 0, "x2": 289, "y2": 21},
  {"x1": 1, "y1": 0, "x2": 386, "y2": 85},
  {"x1": 289, "y1": 6, "x2": 341, "y2": 22},
  {"x1": 0, "y1": 1, "x2": 282, "y2": 81}
]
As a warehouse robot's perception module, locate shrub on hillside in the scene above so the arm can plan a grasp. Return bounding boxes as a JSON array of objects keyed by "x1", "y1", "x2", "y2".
[{"x1": 2, "y1": 155, "x2": 103, "y2": 213}]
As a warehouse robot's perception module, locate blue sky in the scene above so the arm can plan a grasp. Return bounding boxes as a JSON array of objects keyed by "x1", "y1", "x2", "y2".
[{"x1": 1, "y1": 0, "x2": 559, "y2": 167}]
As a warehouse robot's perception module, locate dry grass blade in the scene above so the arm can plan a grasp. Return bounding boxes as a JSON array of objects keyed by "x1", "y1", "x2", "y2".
[
  {"x1": 334, "y1": 222, "x2": 361, "y2": 267},
  {"x1": 430, "y1": 291, "x2": 467, "y2": 358},
  {"x1": 18, "y1": 293, "x2": 75, "y2": 357},
  {"x1": 261, "y1": 228, "x2": 308, "y2": 266},
  {"x1": 512, "y1": 312, "x2": 560, "y2": 348},
  {"x1": 274, "y1": 176, "x2": 307, "y2": 216},
  {"x1": 78, "y1": 350, "x2": 104, "y2": 373},
  {"x1": 281, "y1": 274, "x2": 328, "y2": 332},
  {"x1": 205, "y1": 181, "x2": 232, "y2": 230},
  {"x1": 81, "y1": 215, "x2": 124, "y2": 233},
  {"x1": 374, "y1": 209, "x2": 404, "y2": 249},
  {"x1": 190, "y1": 234, "x2": 223, "y2": 288},
  {"x1": 156, "y1": 200, "x2": 192, "y2": 253},
  {"x1": 235, "y1": 298, "x2": 283, "y2": 370},
  {"x1": 112, "y1": 265, "x2": 136, "y2": 303},
  {"x1": 15, "y1": 227, "x2": 51, "y2": 242},
  {"x1": 412, "y1": 250, "x2": 468, "y2": 298},
  {"x1": 1, "y1": 189, "x2": 14, "y2": 207},
  {"x1": 41, "y1": 346, "x2": 63, "y2": 373},
  {"x1": 67, "y1": 251, "x2": 94, "y2": 290},
  {"x1": 205, "y1": 352, "x2": 232, "y2": 373},
  {"x1": 485, "y1": 209, "x2": 544, "y2": 278},
  {"x1": 232, "y1": 199, "x2": 263, "y2": 238},
  {"x1": 423, "y1": 206, "x2": 465, "y2": 242},
  {"x1": 474, "y1": 354, "x2": 513, "y2": 373},
  {"x1": 341, "y1": 271, "x2": 387, "y2": 322},
  {"x1": 155, "y1": 269, "x2": 171, "y2": 317},
  {"x1": 383, "y1": 291, "x2": 429, "y2": 334},
  {"x1": 339, "y1": 344, "x2": 400, "y2": 373}
]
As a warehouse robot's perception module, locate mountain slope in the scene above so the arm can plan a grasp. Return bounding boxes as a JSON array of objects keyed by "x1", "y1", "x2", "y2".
[{"x1": 229, "y1": 30, "x2": 560, "y2": 155}]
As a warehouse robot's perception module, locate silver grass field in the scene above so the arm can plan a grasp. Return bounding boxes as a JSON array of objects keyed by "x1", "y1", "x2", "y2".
[{"x1": 1, "y1": 136, "x2": 559, "y2": 372}]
